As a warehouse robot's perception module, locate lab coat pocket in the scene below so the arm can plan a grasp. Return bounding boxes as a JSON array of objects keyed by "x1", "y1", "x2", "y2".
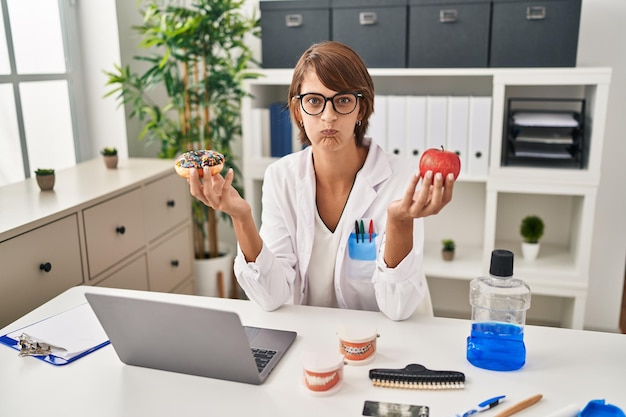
[{"x1": 346, "y1": 233, "x2": 378, "y2": 281}]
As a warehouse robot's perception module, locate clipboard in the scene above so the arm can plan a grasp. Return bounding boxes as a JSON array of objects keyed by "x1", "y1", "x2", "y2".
[{"x1": 0, "y1": 303, "x2": 110, "y2": 366}]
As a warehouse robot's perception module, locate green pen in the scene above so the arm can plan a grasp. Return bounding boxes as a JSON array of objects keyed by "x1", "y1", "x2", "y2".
[{"x1": 360, "y1": 219, "x2": 365, "y2": 243}]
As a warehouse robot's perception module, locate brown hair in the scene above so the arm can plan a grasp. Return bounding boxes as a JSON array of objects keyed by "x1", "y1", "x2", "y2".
[{"x1": 288, "y1": 41, "x2": 375, "y2": 146}]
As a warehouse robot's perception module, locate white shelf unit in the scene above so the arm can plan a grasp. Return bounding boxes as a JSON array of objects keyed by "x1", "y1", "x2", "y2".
[{"x1": 241, "y1": 68, "x2": 611, "y2": 329}]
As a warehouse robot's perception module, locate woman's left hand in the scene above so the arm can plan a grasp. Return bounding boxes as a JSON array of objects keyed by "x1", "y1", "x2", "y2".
[{"x1": 388, "y1": 170, "x2": 455, "y2": 222}]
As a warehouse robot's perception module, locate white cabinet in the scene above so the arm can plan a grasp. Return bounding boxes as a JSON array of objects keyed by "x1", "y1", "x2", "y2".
[
  {"x1": 83, "y1": 188, "x2": 145, "y2": 278},
  {"x1": 0, "y1": 215, "x2": 84, "y2": 326},
  {"x1": 143, "y1": 173, "x2": 192, "y2": 243},
  {"x1": 95, "y1": 255, "x2": 149, "y2": 291},
  {"x1": 0, "y1": 158, "x2": 195, "y2": 328},
  {"x1": 147, "y1": 224, "x2": 194, "y2": 293},
  {"x1": 240, "y1": 68, "x2": 611, "y2": 329}
]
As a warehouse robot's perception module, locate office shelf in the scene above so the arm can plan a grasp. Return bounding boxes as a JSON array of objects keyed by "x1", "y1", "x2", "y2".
[{"x1": 240, "y1": 67, "x2": 611, "y2": 329}]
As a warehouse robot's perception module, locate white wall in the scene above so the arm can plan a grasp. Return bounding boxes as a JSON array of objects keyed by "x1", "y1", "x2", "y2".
[
  {"x1": 87, "y1": 0, "x2": 626, "y2": 331},
  {"x1": 77, "y1": 1, "x2": 127, "y2": 159},
  {"x1": 575, "y1": 0, "x2": 626, "y2": 331}
]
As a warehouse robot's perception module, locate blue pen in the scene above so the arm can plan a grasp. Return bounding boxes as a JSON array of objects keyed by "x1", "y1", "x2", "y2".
[{"x1": 457, "y1": 396, "x2": 506, "y2": 417}]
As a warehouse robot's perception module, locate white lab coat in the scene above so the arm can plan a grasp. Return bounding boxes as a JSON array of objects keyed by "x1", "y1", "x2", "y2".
[{"x1": 234, "y1": 140, "x2": 431, "y2": 321}]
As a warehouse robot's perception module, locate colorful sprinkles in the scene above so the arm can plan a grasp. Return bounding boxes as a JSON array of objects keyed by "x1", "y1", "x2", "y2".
[{"x1": 176, "y1": 150, "x2": 225, "y2": 168}]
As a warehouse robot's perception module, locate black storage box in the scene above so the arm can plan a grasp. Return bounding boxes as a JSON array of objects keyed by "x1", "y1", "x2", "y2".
[
  {"x1": 260, "y1": 1, "x2": 331, "y2": 69},
  {"x1": 489, "y1": 0, "x2": 582, "y2": 67},
  {"x1": 331, "y1": 0, "x2": 408, "y2": 68},
  {"x1": 407, "y1": 0, "x2": 491, "y2": 68}
]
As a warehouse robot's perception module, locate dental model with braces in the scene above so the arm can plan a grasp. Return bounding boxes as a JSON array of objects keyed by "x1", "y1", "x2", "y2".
[{"x1": 338, "y1": 326, "x2": 379, "y2": 365}]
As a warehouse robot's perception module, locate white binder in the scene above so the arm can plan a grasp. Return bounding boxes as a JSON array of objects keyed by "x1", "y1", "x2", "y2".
[
  {"x1": 447, "y1": 96, "x2": 470, "y2": 176},
  {"x1": 468, "y1": 96, "x2": 492, "y2": 177},
  {"x1": 405, "y1": 96, "x2": 427, "y2": 162},
  {"x1": 386, "y1": 95, "x2": 407, "y2": 156},
  {"x1": 426, "y1": 96, "x2": 448, "y2": 150},
  {"x1": 251, "y1": 107, "x2": 270, "y2": 158},
  {"x1": 368, "y1": 95, "x2": 388, "y2": 150}
]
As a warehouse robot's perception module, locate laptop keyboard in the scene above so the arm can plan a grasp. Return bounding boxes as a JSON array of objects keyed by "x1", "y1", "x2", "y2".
[{"x1": 251, "y1": 348, "x2": 277, "y2": 373}]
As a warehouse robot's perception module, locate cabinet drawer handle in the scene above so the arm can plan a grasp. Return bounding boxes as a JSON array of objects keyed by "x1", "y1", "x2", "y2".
[
  {"x1": 439, "y1": 9, "x2": 458, "y2": 23},
  {"x1": 285, "y1": 14, "x2": 303, "y2": 28},
  {"x1": 359, "y1": 12, "x2": 377, "y2": 26},
  {"x1": 171, "y1": 260, "x2": 179, "y2": 267},
  {"x1": 526, "y1": 6, "x2": 546, "y2": 20},
  {"x1": 39, "y1": 262, "x2": 52, "y2": 273},
  {"x1": 166, "y1": 199, "x2": 175, "y2": 207},
  {"x1": 116, "y1": 225, "x2": 126, "y2": 235}
]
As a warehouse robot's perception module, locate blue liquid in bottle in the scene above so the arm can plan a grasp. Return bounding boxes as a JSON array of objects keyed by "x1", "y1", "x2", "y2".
[
  {"x1": 466, "y1": 250, "x2": 530, "y2": 372},
  {"x1": 467, "y1": 322, "x2": 526, "y2": 371}
]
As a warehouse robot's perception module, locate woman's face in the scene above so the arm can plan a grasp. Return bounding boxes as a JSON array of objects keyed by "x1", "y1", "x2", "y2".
[{"x1": 298, "y1": 70, "x2": 362, "y2": 153}]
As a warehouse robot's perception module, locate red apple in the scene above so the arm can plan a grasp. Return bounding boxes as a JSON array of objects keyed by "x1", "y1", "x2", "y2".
[{"x1": 419, "y1": 147, "x2": 461, "y2": 180}]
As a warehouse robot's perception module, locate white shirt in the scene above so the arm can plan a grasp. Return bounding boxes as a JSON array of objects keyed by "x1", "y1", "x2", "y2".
[
  {"x1": 307, "y1": 209, "x2": 341, "y2": 308},
  {"x1": 233, "y1": 140, "x2": 430, "y2": 321}
]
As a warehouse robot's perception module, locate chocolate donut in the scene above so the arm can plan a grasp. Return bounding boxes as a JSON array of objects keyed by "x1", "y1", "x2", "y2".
[{"x1": 174, "y1": 150, "x2": 225, "y2": 178}]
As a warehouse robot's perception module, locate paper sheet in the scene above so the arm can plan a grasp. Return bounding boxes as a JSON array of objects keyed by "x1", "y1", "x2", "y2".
[
  {"x1": 7, "y1": 303, "x2": 108, "y2": 360},
  {"x1": 513, "y1": 112, "x2": 579, "y2": 127}
]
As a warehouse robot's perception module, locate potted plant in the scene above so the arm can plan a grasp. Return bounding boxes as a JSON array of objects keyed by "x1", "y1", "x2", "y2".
[
  {"x1": 104, "y1": 0, "x2": 260, "y2": 298},
  {"x1": 101, "y1": 147, "x2": 118, "y2": 169},
  {"x1": 520, "y1": 215, "x2": 545, "y2": 261},
  {"x1": 441, "y1": 239, "x2": 455, "y2": 261},
  {"x1": 34, "y1": 168, "x2": 55, "y2": 191}
]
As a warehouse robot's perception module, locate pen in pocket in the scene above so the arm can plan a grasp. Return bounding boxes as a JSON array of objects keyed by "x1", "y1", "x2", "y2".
[
  {"x1": 354, "y1": 219, "x2": 375, "y2": 244},
  {"x1": 360, "y1": 219, "x2": 365, "y2": 242},
  {"x1": 348, "y1": 222, "x2": 377, "y2": 261}
]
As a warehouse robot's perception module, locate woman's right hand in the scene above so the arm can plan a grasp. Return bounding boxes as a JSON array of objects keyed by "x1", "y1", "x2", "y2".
[{"x1": 188, "y1": 167, "x2": 251, "y2": 219}]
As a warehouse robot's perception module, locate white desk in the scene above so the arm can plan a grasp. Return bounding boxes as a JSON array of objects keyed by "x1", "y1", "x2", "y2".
[{"x1": 1, "y1": 286, "x2": 624, "y2": 417}]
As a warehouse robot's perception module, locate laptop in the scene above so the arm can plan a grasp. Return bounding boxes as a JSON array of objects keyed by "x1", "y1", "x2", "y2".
[{"x1": 85, "y1": 292, "x2": 297, "y2": 385}]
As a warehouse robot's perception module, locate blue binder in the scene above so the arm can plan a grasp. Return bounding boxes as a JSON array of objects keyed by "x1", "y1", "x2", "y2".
[{"x1": 269, "y1": 102, "x2": 292, "y2": 157}]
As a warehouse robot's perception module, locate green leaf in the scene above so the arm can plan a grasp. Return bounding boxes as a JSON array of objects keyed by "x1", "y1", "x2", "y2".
[{"x1": 103, "y1": 0, "x2": 262, "y2": 256}]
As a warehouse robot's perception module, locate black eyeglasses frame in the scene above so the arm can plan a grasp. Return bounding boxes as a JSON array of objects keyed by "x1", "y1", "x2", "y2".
[{"x1": 293, "y1": 92, "x2": 363, "y2": 116}]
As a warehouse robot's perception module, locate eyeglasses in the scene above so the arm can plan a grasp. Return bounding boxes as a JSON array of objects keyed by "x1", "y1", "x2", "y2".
[{"x1": 293, "y1": 92, "x2": 362, "y2": 116}]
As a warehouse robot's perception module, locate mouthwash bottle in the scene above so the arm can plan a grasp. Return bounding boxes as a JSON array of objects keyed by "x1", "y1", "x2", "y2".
[{"x1": 467, "y1": 249, "x2": 531, "y2": 371}]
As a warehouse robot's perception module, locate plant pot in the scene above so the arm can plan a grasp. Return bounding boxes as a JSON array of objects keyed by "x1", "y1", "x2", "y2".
[
  {"x1": 36, "y1": 174, "x2": 55, "y2": 191},
  {"x1": 442, "y1": 249, "x2": 455, "y2": 261},
  {"x1": 103, "y1": 155, "x2": 118, "y2": 169},
  {"x1": 194, "y1": 242, "x2": 236, "y2": 298},
  {"x1": 521, "y1": 242, "x2": 540, "y2": 261}
]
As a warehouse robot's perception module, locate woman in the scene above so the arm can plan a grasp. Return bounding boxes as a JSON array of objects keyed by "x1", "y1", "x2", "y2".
[{"x1": 189, "y1": 41, "x2": 455, "y2": 320}]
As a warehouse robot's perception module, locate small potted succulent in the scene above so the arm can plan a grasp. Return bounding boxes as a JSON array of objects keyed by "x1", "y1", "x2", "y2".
[
  {"x1": 100, "y1": 147, "x2": 118, "y2": 169},
  {"x1": 441, "y1": 239, "x2": 456, "y2": 261},
  {"x1": 34, "y1": 168, "x2": 55, "y2": 191},
  {"x1": 520, "y1": 215, "x2": 545, "y2": 261}
]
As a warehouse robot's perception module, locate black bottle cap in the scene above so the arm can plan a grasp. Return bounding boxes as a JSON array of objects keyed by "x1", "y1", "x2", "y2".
[{"x1": 490, "y1": 249, "x2": 514, "y2": 277}]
